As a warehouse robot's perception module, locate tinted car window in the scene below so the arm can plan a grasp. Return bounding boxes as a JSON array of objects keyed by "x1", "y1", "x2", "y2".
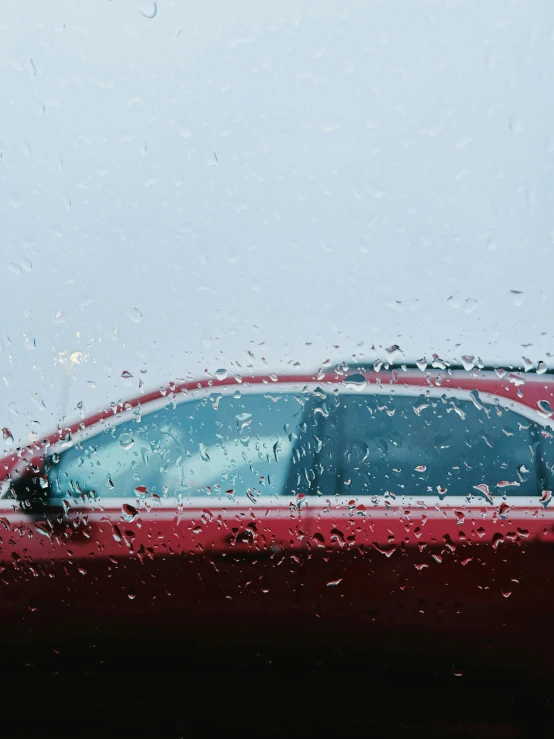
[
  {"x1": 49, "y1": 392, "x2": 317, "y2": 501},
  {"x1": 326, "y1": 393, "x2": 551, "y2": 498}
]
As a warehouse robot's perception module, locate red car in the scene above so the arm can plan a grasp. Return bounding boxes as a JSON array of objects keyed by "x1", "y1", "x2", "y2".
[{"x1": 2, "y1": 362, "x2": 554, "y2": 669}]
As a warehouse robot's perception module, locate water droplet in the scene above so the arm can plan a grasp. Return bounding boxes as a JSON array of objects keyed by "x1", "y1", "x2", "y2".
[
  {"x1": 2, "y1": 427, "x2": 14, "y2": 443},
  {"x1": 326, "y1": 578, "x2": 343, "y2": 587},
  {"x1": 464, "y1": 297, "x2": 478, "y2": 314},
  {"x1": 7, "y1": 263, "x2": 22, "y2": 276},
  {"x1": 135, "y1": 485, "x2": 148, "y2": 498},
  {"x1": 537, "y1": 400, "x2": 553, "y2": 419},
  {"x1": 372, "y1": 542, "x2": 396, "y2": 558},
  {"x1": 447, "y1": 293, "x2": 463, "y2": 309},
  {"x1": 497, "y1": 480, "x2": 519, "y2": 489},
  {"x1": 126, "y1": 307, "x2": 143, "y2": 324},
  {"x1": 272, "y1": 440, "x2": 282, "y2": 461},
  {"x1": 509, "y1": 289, "x2": 525, "y2": 307},
  {"x1": 368, "y1": 182, "x2": 386, "y2": 198},
  {"x1": 140, "y1": 2, "x2": 157, "y2": 19},
  {"x1": 537, "y1": 361, "x2": 547, "y2": 375},
  {"x1": 119, "y1": 433, "x2": 134, "y2": 450},
  {"x1": 35, "y1": 522, "x2": 51, "y2": 539},
  {"x1": 469, "y1": 390, "x2": 484, "y2": 411},
  {"x1": 461, "y1": 355, "x2": 475, "y2": 371},
  {"x1": 121, "y1": 370, "x2": 133, "y2": 379},
  {"x1": 344, "y1": 373, "x2": 366, "y2": 390},
  {"x1": 414, "y1": 563, "x2": 428, "y2": 572},
  {"x1": 473, "y1": 483, "x2": 493, "y2": 504},
  {"x1": 209, "y1": 393, "x2": 222, "y2": 410},
  {"x1": 246, "y1": 489, "x2": 258, "y2": 504},
  {"x1": 507, "y1": 373, "x2": 524, "y2": 387},
  {"x1": 235, "y1": 412, "x2": 252, "y2": 432},
  {"x1": 509, "y1": 116, "x2": 524, "y2": 133},
  {"x1": 215, "y1": 368, "x2": 228, "y2": 380},
  {"x1": 414, "y1": 465, "x2": 427, "y2": 472},
  {"x1": 122, "y1": 504, "x2": 138, "y2": 522}
]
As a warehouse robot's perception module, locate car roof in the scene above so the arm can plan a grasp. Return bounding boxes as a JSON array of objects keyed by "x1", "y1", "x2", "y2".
[{"x1": 2, "y1": 362, "x2": 554, "y2": 484}]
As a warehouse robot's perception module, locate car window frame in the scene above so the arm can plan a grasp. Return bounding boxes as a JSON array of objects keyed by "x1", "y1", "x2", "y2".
[
  {"x1": 44, "y1": 382, "x2": 327, "y2": 508},
  {"x1": 308, "y1": 383, "x2": 554, "y2": 503}
]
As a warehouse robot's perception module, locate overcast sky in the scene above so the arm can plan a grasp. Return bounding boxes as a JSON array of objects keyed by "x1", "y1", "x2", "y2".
[{"x1": 2, "y1": 0, "x2": 554, "y2": 445}]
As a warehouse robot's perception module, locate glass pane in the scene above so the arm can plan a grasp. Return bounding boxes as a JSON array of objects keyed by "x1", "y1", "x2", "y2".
[
  {"x1": 335, "y1": 393, "x2": 546, "y2": 498},
  {"x1": 49, "y1": 392, "x2": 311, "y2": 501}
]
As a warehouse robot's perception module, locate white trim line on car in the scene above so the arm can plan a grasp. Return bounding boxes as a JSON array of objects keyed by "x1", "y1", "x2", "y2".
[{"x1": 47, "y1": 381, "x2": 554, "y2": 455}]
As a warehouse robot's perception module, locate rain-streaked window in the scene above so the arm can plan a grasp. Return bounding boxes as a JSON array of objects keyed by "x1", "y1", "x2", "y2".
[
  {"x1": 323, "y1": 393, "x2": 552, "y2": 498},
  {"x1": 49, "y1": 392, "x2": 315, "y2": 500}
]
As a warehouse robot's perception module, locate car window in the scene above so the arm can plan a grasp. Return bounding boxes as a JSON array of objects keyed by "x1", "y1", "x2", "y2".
[
  {"x1": 48, "y1": 391, "x2": 318, "y2": 501},
  {"x1": 320, "y1": 393, "x2": 552, "y2": 499}
]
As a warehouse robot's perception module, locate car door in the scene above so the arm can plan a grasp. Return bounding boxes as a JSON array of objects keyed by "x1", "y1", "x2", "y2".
[
  {"x1": 303, "y1": 383, "x2": 554, "y2": 664},
  {"x1": 0, "y1": 384, "x2": 321, "y2": 649}
]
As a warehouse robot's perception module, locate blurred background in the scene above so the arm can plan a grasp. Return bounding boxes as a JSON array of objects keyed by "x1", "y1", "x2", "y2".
[{"x1": 2, "y1": 0, "x2": 554, "y2": 446}]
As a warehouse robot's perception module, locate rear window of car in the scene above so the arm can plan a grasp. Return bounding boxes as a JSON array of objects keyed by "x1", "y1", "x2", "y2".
[
  {"x1": 322, "y1": 393, "x2": 553, "y2": 498},
  {"x1": 48, "y1": 391, "x2": 318, "y2": 501}
]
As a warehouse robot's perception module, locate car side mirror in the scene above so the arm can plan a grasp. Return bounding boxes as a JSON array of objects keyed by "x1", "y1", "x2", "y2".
[{"x1": 11, "y1": 474, "x2": 48, "y2": 513}]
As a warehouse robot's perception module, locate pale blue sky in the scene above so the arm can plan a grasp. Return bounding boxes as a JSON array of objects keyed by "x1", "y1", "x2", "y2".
[{"x1": 2, "y1": 0, "x2": 554, "y2": 444}]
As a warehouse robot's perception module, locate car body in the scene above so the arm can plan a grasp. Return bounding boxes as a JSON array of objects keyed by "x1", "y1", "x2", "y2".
[{"x1": 2, "y1": 362, "x2": 554, "y2": 666}]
